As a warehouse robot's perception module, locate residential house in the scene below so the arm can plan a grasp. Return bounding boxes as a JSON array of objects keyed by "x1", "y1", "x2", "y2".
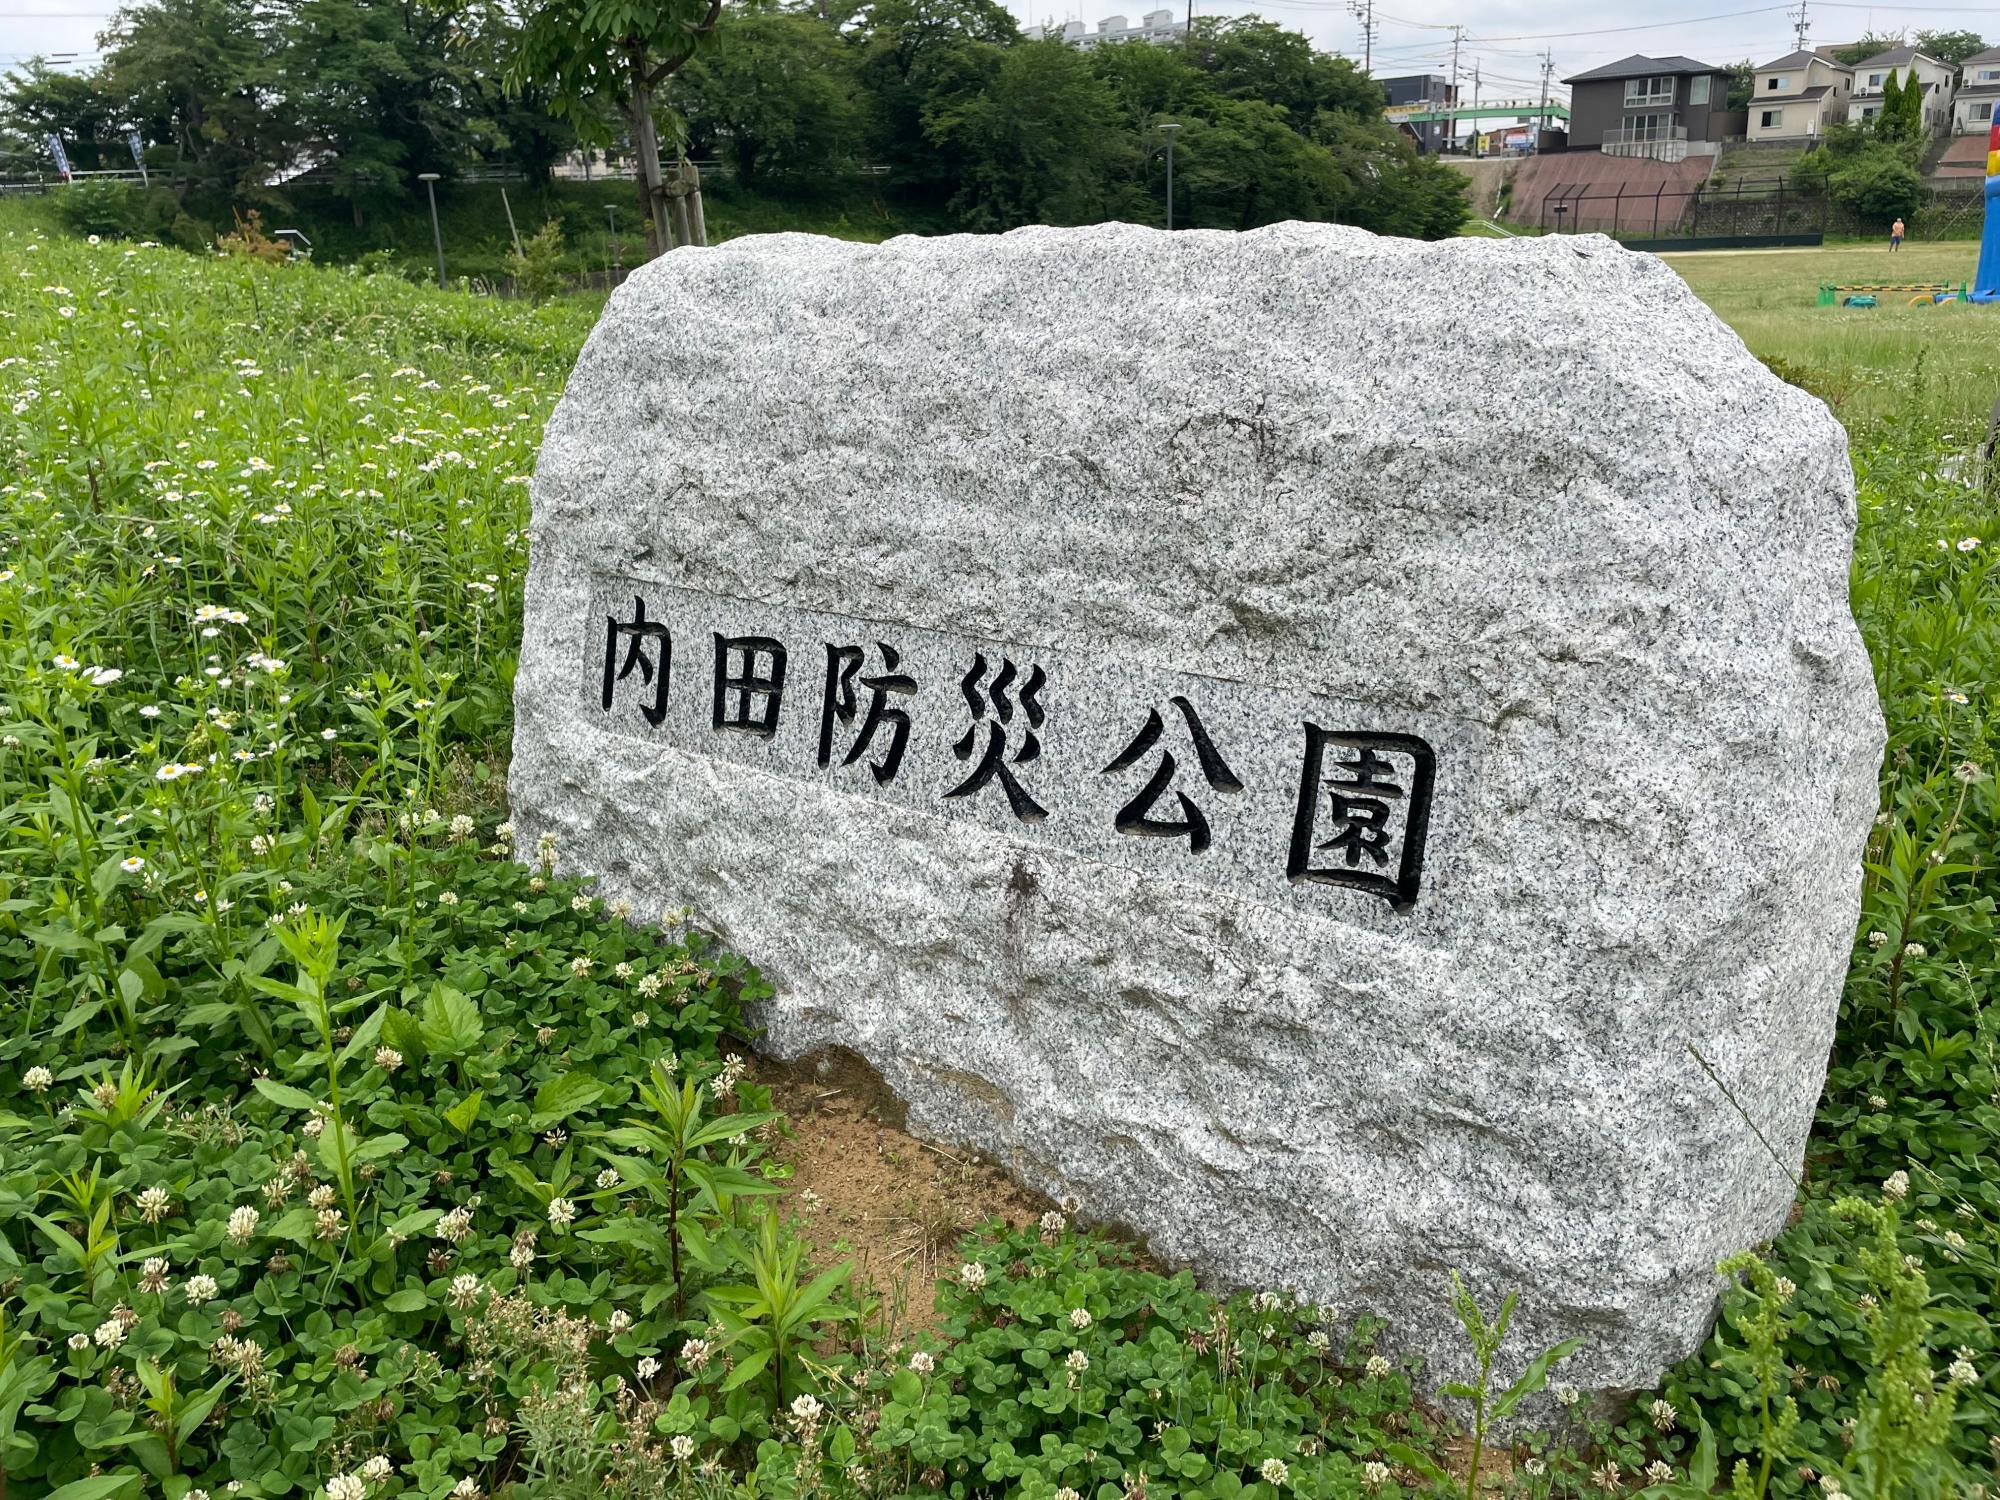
[
  {"x1": 1849, "y1": 46, "x2": 1956, "y2": 135},
  {"x1": 1953, "y1": 45, "x2": 2000, "y2": 134},
  {"x1": 1745, "y1": 48, "x2": 1853, "y2": 141},
  {"x1": 1561, "y1": 55, "x2": 1736, "y2": 160}
]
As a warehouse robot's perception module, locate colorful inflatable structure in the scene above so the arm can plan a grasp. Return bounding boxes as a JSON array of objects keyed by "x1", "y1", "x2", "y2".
[{"x1": 1975, "y1": 121, "x2": 2000, "y2": 303}]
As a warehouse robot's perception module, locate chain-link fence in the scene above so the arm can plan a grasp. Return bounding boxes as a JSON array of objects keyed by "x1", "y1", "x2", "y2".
[{"x1": 1534, "y1": 172, "x2": 1986, "y2": 241}]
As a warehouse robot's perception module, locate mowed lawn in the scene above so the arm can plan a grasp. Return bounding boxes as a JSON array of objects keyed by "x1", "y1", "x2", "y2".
[{"x1": 1661, "y1": 242, "x2": 2000, "y2": 433}]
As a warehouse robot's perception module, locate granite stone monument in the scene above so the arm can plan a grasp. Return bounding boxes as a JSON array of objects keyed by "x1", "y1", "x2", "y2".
[{"x1": 509, "y1": 223, "x2": 1884, "y2": 1392}]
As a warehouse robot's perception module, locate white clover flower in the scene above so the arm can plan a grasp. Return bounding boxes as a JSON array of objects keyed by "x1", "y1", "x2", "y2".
[
  {"x1": 1646, "y1": 1461, "x2": 1674, "y2": 1486},
  {"x1": 186, "y1": 1273, "x2": 219, "y2": 1305},
  {"x1": 1056, "y1": 1489, "x2": 1083, "y2": 1500},
  {"x1": 23, "y1": 1065, "x2": 53, "y2": 1093},
  {"x1": 1069, "y1": 1307, "x2": 1093, "y2": 1330},
  {"x1": 1883, "y1": 1170, "x2": 1910, "y2": 1202},
  {"x1": 1260, "y1": 1459, "x2": 1289, "y2": 1487},
  {"x1": 1774, "y1": 1277, "x2": 1796, "y2": 1302},
  {"x1": 1948, "y1": 1357, "x2": 1978, "y2": 1386},
  {"x1": 910, "y1": 1350, "x2": 935, "y2": 1374},
  {"x1": 449, "y1": 1274, "x2": 483, "y2": 1310},
  {"x1": 94, "y1": 1317, "x2": 127, "y2": 1349},
  {"x1": 1040, "y1": 1210, "x2": 1067, "y2": 1237},
  {"x1": 452, "y1": 1480, "x2": 482, "y2": 1500},
  {"x1": 608, "y1": 1309, "x2": 633, "y2": 1336},
  {"x1": 68, "y1": 1332, "x2": 90, "y2": 1351},
  {"x1": 670, "y1": 1434, "x2": 695, "y2": 1463},
  {"x1": 375, "y1": 1047, "x2": 403, "y2": 1072},
  {"x1": 328, "y1": 1474, "x2": 366, "y2": 1500},
  {"x1": 1365, "y1": 1354, "x2": 1392, "y2": 1378},
  {"x1": 1066, "y1": 1349, "x2": 1089, "y2": 1373},
  {"x1": 638, "y1": 1355, "x2": 662, "y2": 1380},
  {"x1": 1554, "y1": 1382, "x2": 1581, "y2": 1407},
  {"x1": 631, "y1": 1011, "x2": 650, "y2": 1030},
  {"x1": 1362, "y1": 1462, "x2": 1390, "y2": 1489},
  {"x1": 638, "y1": 973, "x2": 664, "y2": 998},
  {"x1": 547, "y1": 1197, "x2": 576, "y2": 1228},
  {"x1": 308, "y1": 1184, "x2": 336, "y2": 1210},
  {"x1": 1649, "y1": 1397, "x2": 1677, "y2": 1432},
  {"x1": 569, "y1": 956, "x2": 592, "y2": 978},
  {"x1": 227, "y1": 1205, "x2": 260, "y2": 1246},
  {"x1": 1306, "y1": 1330, "x2": 1331, "y2": 1353},
  {"x1": 960, "y1": 1261, "x2": 987, "y2": 1289},
  {"x1": 790, "y1": 1393, "x2": 823, "y2": 1427},
  {"x1": 570, "y1": 895, "x2": 592, "y2": 913},
  {"x1": 302, "y1": 1116, "x2": 326, "y2": 1140},
  {"x1": 137, "y1": 1186, "x2": 172, "y2": 1222},
  {"x1": 596, "y1": 1167, "x2": 621, "y2": 1190},
  {"x1": 682, "y1": 1337, "x2": 713, "y2": 1371},
  {"x1": 437, "y1": 1206, "x2": 474, "y2": 1243},
  {"x1": 361, "y1": 1457, "x2": 393, "y2": 1483}
]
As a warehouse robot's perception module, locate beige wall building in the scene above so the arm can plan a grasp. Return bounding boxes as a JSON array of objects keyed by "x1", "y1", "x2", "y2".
[
  {"x1": 1745, "y1": 50, "x2": 1853, "y2": 141},
  {"x1": 1849, "y1": 46, "x2": 1957, "y2": 136}
]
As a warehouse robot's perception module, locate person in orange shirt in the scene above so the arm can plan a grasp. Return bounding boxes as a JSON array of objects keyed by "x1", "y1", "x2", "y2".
[{"x1": 1890, "y1": 217, "x2": 1905, "y2": 251}]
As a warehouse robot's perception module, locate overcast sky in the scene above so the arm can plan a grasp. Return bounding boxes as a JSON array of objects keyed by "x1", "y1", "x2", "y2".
[{"x1": 2, "y1": 0, "x2": 1991, "y2": 108}]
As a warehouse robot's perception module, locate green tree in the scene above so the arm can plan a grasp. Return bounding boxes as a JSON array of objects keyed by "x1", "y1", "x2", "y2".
[
  {"x1": 1912, "y1": 29, "x2": 1989, "y2": 67},
  {"x1": 277, "y1": 0, "x2": 507, "y2": 224},
  {"x1": 1173, "y1": 96, "x2": 1339, "y2": 229},
  {"x1": 676, "y1": 8, "x2": 861, "y2": 187},
  {"x1": 0, "y1": 60, "x2": 124, "y2": 172},
  {"x1": 851, "y1": 0, "x2": 1019, "y2": 195},
  {"x1": 1182, "y1": 15, "x2": 1378, "y2": 130},
  {"x1": 1831, "y1": 32, "x2": 1903, "y2": 66},
  {"x1": 922, "y1": 38, "x2": 1139, "y2": 229},
  {"x1": 101, "y1": 0, "x2": 288, "y2": 196},
  {"x1": 1876, "y1": 69, "x2": 1905, "y2": 140},
  {"x1": 509, "y1": 0, "x2": 729, "y2": 253},
  {"x1": 1724, "y1": 58, "x2": 1754, "y2": 111}
]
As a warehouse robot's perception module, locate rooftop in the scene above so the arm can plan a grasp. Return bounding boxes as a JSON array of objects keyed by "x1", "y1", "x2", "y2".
[
  {"x1": 1757, "y1": 49, "x2": 1848, "y2": 72},
  {"x1": 1562, "y1": 53, "x2": 1724, "y2": 84}
]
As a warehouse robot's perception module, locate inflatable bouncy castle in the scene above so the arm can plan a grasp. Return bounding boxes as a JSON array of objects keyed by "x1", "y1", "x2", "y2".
[{"x1": 1975, "y1": 121, "x2": 1999, "y2": 303}]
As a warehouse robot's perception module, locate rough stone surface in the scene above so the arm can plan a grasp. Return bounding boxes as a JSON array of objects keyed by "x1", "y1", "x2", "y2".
[{"x1": 509, "y1": 223, "x2": 1883, "y2": 1393}]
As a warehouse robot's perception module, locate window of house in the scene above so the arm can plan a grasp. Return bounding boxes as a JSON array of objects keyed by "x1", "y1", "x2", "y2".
[
  {"x1": 1866, "y1": 72, "x2": 1884, "y2": 87},
  {"x1": 1859, "y1": 104, "x2": 1879, "y2": 118},
  {"x1": 1977, "y1": 102, "x2": 1996, "y2": 122},
  {"x1": 1623, "y1": 75, "x2": 1674, "y2": 106},
  {"x1": 1691, "y1": 75, "x2": 1712, "y2": 103},
  {"x1": 1622, "y1": 111, "x2": 1672, "y2": 139},
  {"x1": 1977, "y1": 68, "x2": 2000, "y2": 82},
  {"x1": 1760, "y1": 108, "x2": 1784, "y2": 128},
  {"x1": 1766, "y1": 75, "x2": 1785, "y2": 90}
]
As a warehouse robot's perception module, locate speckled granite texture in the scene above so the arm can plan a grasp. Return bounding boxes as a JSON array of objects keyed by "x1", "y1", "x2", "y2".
[{"x1": 510, "y1": 223, "x2": 1883, "y2": 1394}]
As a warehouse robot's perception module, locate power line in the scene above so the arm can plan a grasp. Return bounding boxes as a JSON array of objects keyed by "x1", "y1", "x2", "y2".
[{"x1": 1465, "y1": 7, "x2": 1788, "y2": 43}]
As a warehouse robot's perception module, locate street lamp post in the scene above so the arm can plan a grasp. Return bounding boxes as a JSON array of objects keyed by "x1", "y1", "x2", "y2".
[
  {"x1": 418, "y1": 172, "x2": 445, "y2": 289},
  {"x1": 1161, "y1": 121, "x2": 1181, "y2": 231}
]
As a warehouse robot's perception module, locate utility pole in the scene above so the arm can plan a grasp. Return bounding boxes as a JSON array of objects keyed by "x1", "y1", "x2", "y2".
[
  {"x1": 1448, "y1": 26, "x2": 1465, "y2": 154},
  {"x1": 1790, "y1": 0, "x2": 1810, "y2": 50},
  {"x1": 1471, "y1": 61, "x2": 1482, "y2": 156},
  {"x1": 1347, "y1": 0, "x2": 1377, "y2": 75},
  {"x1": 1537, "y1": 49, "x2": 1554, "y2": 153}
]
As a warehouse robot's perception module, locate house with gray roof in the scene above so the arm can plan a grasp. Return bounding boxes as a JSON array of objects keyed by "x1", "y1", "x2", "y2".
[
  {"x1": 1849, "y1": 45, "x2": 1956, "y2": 136},
  {"x1": 1746, "y1": 49, "x2": 1854, "y2": 141},
  {"x1": 1953, "y1": 45, "x2": 2000, "y2": 135},
  {"x1": 1561, "y1": 54, "x2": 1736, "y2": 160}
]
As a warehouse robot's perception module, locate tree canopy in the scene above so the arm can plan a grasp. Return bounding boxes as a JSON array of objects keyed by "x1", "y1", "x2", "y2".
[{"x1": 3, "y1": 1, "x2": 1468, "y2": 242}]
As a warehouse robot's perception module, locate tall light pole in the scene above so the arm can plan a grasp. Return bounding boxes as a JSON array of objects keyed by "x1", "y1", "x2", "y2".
[
  {"x1": 418, "y1": 172, "x2": 445, "y2": 289},
  {"x1": 1161, "y1": 121, "x2": 1181, "y2": 231}
]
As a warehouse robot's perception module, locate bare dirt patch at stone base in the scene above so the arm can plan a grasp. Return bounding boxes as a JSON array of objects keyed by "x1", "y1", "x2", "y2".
[{"x1": 753, "y1": 1046, "x2": 1054, "y2": 1336}]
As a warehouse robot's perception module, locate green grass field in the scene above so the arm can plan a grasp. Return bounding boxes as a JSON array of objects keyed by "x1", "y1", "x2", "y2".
[{"x1": 1662, "y1": 242, "x2": 2000, "y2": 432}]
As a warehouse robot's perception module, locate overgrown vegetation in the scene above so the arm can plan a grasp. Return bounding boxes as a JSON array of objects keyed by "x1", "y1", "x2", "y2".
[{"x1": 2, "y1": 202, "x2": 1996, "y2": 1500}]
